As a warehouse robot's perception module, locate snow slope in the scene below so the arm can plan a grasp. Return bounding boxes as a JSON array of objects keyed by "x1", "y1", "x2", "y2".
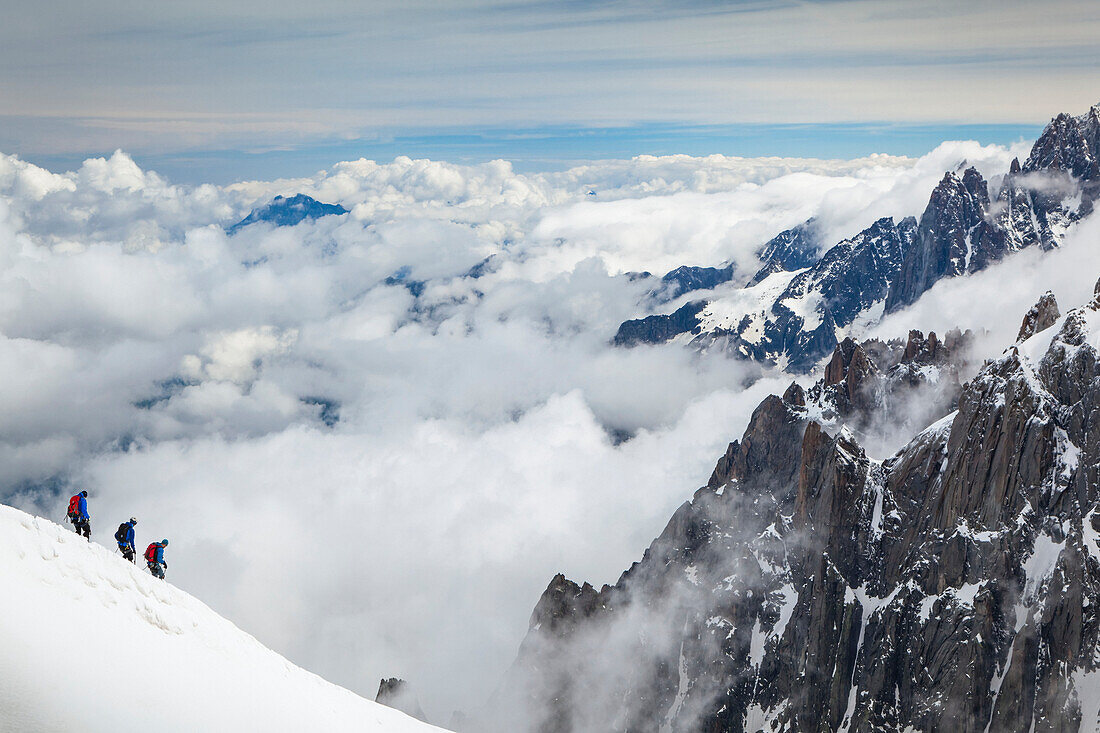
[{"x1": 0, "y1": 504, "x2": 451, "y2": 733}]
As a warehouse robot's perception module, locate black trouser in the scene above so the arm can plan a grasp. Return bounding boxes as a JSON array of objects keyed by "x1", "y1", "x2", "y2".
[
  {"x1": 120, "y1": 544, "x2": 135, "y2": 562},
  {"x1": 148, "y1": 561, "x2": 165, "y2": 579},
  {"x1": 73, "y1": 518, "x2": 90, "y2": 539}
]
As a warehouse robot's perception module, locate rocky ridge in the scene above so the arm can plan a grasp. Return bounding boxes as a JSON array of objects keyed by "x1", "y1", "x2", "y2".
[
  {"x1": 615, "y1": 104, "x2": 1100, "y2": 372},
  {"x1": 483, "y1": 284, "x2": 1100, "y2": 733},
  {"x1": 644, "y1": 220, "x2": 821, "y2": 307}
]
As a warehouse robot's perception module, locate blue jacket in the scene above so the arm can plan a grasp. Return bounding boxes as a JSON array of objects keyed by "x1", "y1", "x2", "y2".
[
  {"x1": 77, "y1": 496, "x2": 89, "y2": 521},
  {"x1": 117, "y1": 522, "x2": 135, "y2": 548}
]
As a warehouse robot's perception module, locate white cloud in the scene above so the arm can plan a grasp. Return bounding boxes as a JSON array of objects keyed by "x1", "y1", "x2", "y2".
[{"x1": 0, "y1": 140, "x2": 1056, "y2": 721}]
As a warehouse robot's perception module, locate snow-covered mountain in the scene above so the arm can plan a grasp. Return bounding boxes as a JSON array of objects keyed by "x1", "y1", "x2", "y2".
[
  {"x1": 486, "y1": 280, "x2": 1100, "y2": 732},
  {"x1": 616, "y1": 104, "x2": 1100, "y2": 372},
  {"x1": 644, "y1": 220, "x2": 821, "y2": 305},
  {"x1": 228, "y1": 193, "x2": 349, "y2": 234},
  {"x1": 617, "y1": 216, "x2": 915, "y2": 371},
  {"x1": 0, "y1": 504, "x2": 451, "y2": 733}
]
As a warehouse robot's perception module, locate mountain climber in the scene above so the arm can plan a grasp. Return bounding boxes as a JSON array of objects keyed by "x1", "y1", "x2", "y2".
[
  {"x1": 67, "y1": 490, "x2": 90, "y2": 540},
  {"x1": 114, "y1": 517, "x2": 138, "y2": 562},
  {"x1": 145, "y1": 539, "x2": 169, "y2": 579}
]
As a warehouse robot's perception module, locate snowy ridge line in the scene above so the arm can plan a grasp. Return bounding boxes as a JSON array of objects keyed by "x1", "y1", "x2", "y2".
[{"x1": 0, "y1": 504, "x2": 451, "y2": 733}]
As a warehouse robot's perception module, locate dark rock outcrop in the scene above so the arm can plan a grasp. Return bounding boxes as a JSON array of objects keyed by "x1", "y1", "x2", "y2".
[
  {"x1": 615, "y1": 215, "x2": 916, "y2": 370},
  {"x1": 613, "y1": 300, "x2": 706, "y2": 347},
  {"x1": 645, "y1": 221, "x2": 820, "y2": 306},
  {"x1": 376, "y1": 677, "x2": 428, "y2": 722},
  {"x1": 884, "y1": 168, "x2": 989, "y2": 313},
  {"x1": 888, "y1": 104, "x2": 1100, "y2": 312},
  {"x1": 652, "y1": 264, "x2": 737, "y2": 303},
  {"x1": 488, "y1": 288, "x2": 1100, "y2": 733},
  {"x1": 747, "y1": 220, "x2": 821, "y2": 286},
  {"x1": 1018, "y1": 290, "x2": 1062, "y2": 342}
]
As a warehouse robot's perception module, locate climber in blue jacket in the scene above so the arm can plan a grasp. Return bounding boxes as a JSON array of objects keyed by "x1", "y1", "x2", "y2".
[
  {"x1": 114, "y1": 518, "x2": 138, "y2": 562},
  {"x1": 145, "y1": 539, "x2": 169, "y2": 579},
  {"x1": 67, "y1": 490, "x2": 90, "y2": 540}
]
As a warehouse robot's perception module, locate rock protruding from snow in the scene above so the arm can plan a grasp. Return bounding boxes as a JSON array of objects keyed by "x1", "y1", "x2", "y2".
[
  {"x1": 1017, "y1": 290, "x2": 1062, "y2": 342},
  {"x1": 0, "y1": 505, "x2": 450, "y2": 733},
  {"x1": 803, "y1": 327, "x2": 970, "y2": 445},
  {"x1": 646, "y1": 220, "x2": 820, "y2": 305},
  {"x1": 376, "y1": 678, "x2": 429, "y2": 722},
  {"x1": 614, "y1": 216, "x2": 912, "y2": 369},
  {"x1": 700, "y1": 215, "x2": 915, "y2": 370}
]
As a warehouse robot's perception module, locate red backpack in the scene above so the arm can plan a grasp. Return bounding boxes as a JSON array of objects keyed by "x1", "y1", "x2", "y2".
[
  {"x1": 145, "y1": 542, "x2": 160, "y2": 563},
  {"x1": 67, "y1": 495, "x2": 81, "y2": 518}
]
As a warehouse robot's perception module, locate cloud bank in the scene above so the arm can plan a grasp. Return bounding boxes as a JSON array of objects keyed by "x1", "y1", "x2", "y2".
[{"x1": 0, "y1": 138, "x2": 1065, "y2": 720}]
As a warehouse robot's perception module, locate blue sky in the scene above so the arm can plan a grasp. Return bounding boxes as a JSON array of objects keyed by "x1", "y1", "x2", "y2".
[
  {"x1": 16, "y1": 122, "x2": 1043, "y2": 185},
  {"x1": 1, "y1": 0, "x2": 1096, "y2": 182}
]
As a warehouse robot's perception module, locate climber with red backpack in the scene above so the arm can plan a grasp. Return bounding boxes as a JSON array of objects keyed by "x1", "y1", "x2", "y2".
[
  {"x1": 66, "y1": 490, "x2": 91, "y2": 540},
  {"x1": 146, "y1": 539, "x2": 169, "y2": 579}
]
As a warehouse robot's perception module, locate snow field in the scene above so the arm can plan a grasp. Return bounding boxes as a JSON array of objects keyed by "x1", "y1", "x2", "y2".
[{"x1": 0, "y1": 504, "x2": 450, "y2": 733}]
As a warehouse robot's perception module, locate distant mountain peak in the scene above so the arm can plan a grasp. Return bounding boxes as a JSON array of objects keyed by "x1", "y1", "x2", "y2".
[{"x1": 227, "y1": 193, "x2": 348, "y2": 234}]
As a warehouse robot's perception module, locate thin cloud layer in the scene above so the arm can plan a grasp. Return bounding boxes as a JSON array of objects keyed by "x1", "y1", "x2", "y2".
[{"x1": 2, "y1": 0, "x2": 1098, "y2": 159}]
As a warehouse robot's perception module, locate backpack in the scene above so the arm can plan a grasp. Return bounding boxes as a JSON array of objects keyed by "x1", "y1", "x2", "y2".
[
  {"x1": 145, "y1": 542, "x2": 160, "y2": 563},
  {"x1": 67, "y1": 495, "x2": 81, "y2": 518},
  {"x1": 115, "y1": 523, "x2": 129, "y2": 543}
]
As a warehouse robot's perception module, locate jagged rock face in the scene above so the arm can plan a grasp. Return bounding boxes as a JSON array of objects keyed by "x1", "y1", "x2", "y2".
[
  {"x1": 615, "y1": 104, "x2": 1099, "y2": 371},
  {"x1": 1025, "y1": 109, "x2": 1100, "y2": 182},
  {"x1": 490, "y1": 296, "x2": 1100, "y2": 733},
  {"x1": 820, "y1": 338, "x2": 879, "y2": 417},
  {"x1": 889, "y1": 106, "x2": 1100, "y2": 313},
  {"x1": 884, "y1": 169, "x2": 989, "y2": 313},
  {"x1": 1018, "y1": 291, "x2": 1062, "y2": 342},
  {"x1": 688, "y1": 216, "x2": 916, "y2": 371},
  {"x1": 653, "y1": 265, "x2": 738, "y2": 303},
  {"x1": 747, "y1": 221, "x2": 821, "y2": 287},
  {"x1": 647, "y1": 221, "x2": 819, "y2": 305},
  {"x1": 804, "y1": 329, "x2": 969, "y2": 456}
]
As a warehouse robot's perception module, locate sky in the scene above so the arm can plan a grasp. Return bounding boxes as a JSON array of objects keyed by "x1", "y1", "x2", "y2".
[{"x1": 2, "y1": 0, "x2": 1099, "y2": 181}]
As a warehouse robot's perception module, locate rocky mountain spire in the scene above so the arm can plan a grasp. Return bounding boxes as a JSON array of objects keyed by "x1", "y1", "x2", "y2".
[
  {"x1": 487, "y1": 283, "x2": 1100, "y2": 733},
  {"x1": 885, "y1": 169, "x2": 989, "y2": 313},
  {"x1": 615, "y1": 103, "x2": 1100, "y2": 374},
  {"x1": 375, "y1": 678, "x2": 429, "y2": 723},
  {"x1": 1017, "y1": 290, "x2": 1061, "y2": 342},
  {"x1": 1024, "y1": 108, "x2": 1100, "y2": 181}
]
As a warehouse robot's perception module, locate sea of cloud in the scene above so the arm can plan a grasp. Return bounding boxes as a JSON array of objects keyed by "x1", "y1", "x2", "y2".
[{"x1": 0, "y1": 137, "x2": 1049, "y2": 721}]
